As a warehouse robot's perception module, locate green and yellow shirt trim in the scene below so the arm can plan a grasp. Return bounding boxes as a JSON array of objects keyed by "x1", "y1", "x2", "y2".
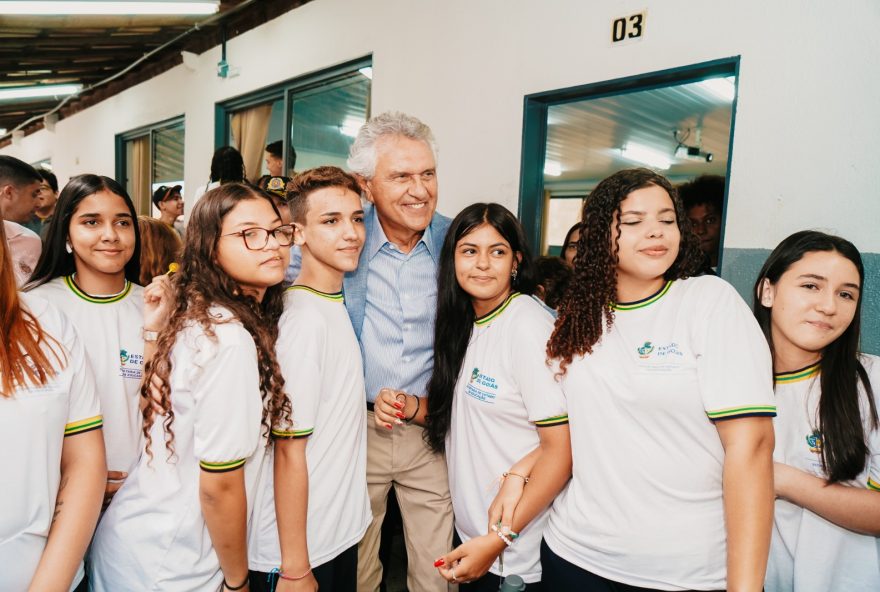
[
  {"x1": 64, "y1": 275, "x2": 132, "y2": 304},
  {"x1": 611, "y1": 281, "x2": 673, "y2": 311},
  {"x1": 706, "y1": 405, "x2": 777, "y2": 421},
  {"x1": 64, "y1": 414, "x2": 103, "y2": 436},
  {"x1": 199, "y1": 458, "x2": 246, "y2": 473},
  {"x1": 271, "y1": 427, "x2": 314, "y2": 440},
  {"x1": 535, "y1": 414, "x2": 569, "y2": 427},
  {"x1": 775, "y1": 363, "x2": 821, "y2": 385},
  {"x1": 475, "y1": 292, "x2": 521, "y2": 327},
  {"x1": 287, "y1": 285, "x2": 344, "y2": 302},
  {"x1": 867, "y1": 477, "x2": 880, "y2": 492}
]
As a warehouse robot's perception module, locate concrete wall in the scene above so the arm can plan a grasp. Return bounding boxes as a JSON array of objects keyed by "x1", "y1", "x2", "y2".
[{"x1": 3, "y1": 0, "x2": 879, "y2": 350}]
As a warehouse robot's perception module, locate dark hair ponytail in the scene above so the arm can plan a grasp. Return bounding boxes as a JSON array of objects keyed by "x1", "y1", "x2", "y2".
[
  {"x1": 424, "y1": 203, "x2": 536, "y2": 453},
  {"x1": 754, "y1": 230, "x2": 877, "y2": 483}
]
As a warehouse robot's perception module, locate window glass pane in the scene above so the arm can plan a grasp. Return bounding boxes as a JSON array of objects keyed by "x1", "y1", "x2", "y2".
[
  {"x1": 288, "y1": 70, "x2": 371, "y2": 172},
  {"x1": 545, "y1": 196, "x2": 585, "y2": 255},
  {"x1": 152, "y1": 122, "x2": 185, "y2": 194}
]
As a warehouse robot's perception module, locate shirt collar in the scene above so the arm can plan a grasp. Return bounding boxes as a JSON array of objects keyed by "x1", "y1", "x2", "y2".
[{"x1": 366, "y1": 205, "x2": 438, "y2": 261}]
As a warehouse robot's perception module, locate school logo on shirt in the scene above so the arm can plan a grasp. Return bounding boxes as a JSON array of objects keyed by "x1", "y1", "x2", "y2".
[
  {"x1": 806, "y1": 430, "x2": 823, "y2": 454},
  {"x1": 637, "y1": 342, "x2": 654, "y2": 358},
  {"x1": 119, "y1": 348, "x2": 144, "y2": 380},
  {"x1": 466, "y1": 368, "x2": 499, "y2": 404}
]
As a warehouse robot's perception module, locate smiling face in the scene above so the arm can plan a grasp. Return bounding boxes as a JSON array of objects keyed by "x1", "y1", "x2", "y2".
[
  {"x1": 159, "y1": 190, "x2": 184, "y2": 217},
  {"x1": 361, "y1": 135, "x2": 437, "y2": 248},
  {"x1": 614, "y1": 184, "x2": 681, "y2": 300},
  {"x1": 295, "y1": 186, "x2": 365, "y2": 275},
  {"x1": 454, "y1": 222, "x2": 520, "y2": 317},
  {"x1": 215, "y1": 197, "x2": 289, "y2": 302},
  {"x1": 68, "y1": 190, "x2": 136, "y2": 283},
  {"x1": 761, "y1": 250, "x2": 861, "y2": 361}
]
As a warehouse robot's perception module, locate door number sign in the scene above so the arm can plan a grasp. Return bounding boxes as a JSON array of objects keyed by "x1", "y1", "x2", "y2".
[{"x1": 611, "y1": 11, "x2": 646, "y2": 45}]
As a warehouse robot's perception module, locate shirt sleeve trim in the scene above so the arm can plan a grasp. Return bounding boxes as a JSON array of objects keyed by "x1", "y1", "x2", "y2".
[
  {"x1": 271, "y1": 427, "x2": 314, "y2": 440},
  {"x1": 199, "y1": 458, "x2": 246, "y2": 473},
  {"x1": 535, "y1": 414, "x2": 569, "y2": 427},
  {"x1": 867, "y1": 477, "x2": 880, "y2": 492},
  {"x1": 706, "y1": 405, "x2": 777, "y2": 420},
  {"x1": 64, "y1": 415, "x2": 103, "y2": 436}
]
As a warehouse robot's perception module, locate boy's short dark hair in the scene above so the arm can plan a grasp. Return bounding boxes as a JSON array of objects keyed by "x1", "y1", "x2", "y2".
[
  {"x1": 266, "y1": 140, "x2": 283, "y2": 158},
  {"x1": 678, "y1": 174, "x2": 725, "y2": 213},
  {"x1": 35, "y1": 168, "x2": 58, "y2": 192},
  {"x1": 0, "y1": 155, "x2": 41, "y2": 188},
  {"x1": 287, "y1": 166, "x2": 361, "y2": 224}
]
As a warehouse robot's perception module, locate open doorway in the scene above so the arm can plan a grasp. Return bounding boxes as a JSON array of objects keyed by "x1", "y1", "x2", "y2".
[{"x1": 519, "y1": 57, "x2": 738, "y2": 272}]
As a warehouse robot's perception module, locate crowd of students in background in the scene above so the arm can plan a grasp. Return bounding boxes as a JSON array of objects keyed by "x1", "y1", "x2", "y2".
[{"x1": 0, "y1": 111, "x2": 877, "y2": 592}]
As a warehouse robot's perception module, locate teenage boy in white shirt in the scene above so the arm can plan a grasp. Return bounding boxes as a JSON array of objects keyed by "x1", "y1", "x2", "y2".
[{"x1": 249, "y1": 166, "x2": 370, "y2": 592}]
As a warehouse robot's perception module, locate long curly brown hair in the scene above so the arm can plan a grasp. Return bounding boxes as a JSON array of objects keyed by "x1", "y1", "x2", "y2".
[
  {"x1": 142, "y1": 183, "x2": 290, "y2": 462},
  {"x1": 547, "y1": 168, "x2": 704, "y2": 373}
]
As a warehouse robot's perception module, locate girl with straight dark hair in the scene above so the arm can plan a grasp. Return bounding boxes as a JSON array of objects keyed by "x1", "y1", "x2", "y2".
[
  {"x1": 0, "y1": 217, "x2": 105, "y2": 591},
  {"x1": 89, "y1": 183, "x2": 292, "y2": 591},
  {"x1": 27, "y1": 174, "x2": 154, "y2": 508},
  {"x1": 754, "y1": 230, "x2": 879, "y2": 592},
  {"x1": 194, "y1": 146, "x2": 248, "y2": 202},
  {"x1": 414, "y1": 203, "x2": 571, "y2": 589},
  {"x1": 543, "y1": 168, "x2": 776, "y2": 591}
]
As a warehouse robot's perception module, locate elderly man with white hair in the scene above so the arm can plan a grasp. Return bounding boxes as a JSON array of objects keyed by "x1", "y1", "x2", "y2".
[{"x1": 343, "y1": 112, "x2": 454, "y2": 592}]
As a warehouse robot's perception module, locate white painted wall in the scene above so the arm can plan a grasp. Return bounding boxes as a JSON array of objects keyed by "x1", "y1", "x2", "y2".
[{"x1": 4, "y1": 0, "x2": 879, "y2": 251}]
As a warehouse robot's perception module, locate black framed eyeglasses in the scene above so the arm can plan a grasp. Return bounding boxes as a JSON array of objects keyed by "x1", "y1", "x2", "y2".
[{"x1": 222, "y1": 224, "x2": 295, "y2": 250}]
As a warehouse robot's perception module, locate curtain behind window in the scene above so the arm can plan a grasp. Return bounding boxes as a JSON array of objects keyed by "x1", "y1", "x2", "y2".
[{"x1": 231, "y1": 103, "x2": 272, "y2": 183}]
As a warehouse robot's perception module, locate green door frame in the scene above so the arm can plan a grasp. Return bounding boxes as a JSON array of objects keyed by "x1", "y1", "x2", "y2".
[
  {"x1": 214, "y1": 55, "x2": 372, "y2": 172},
  {"x1": 518, "y1": 56, "x2": 741, "y2": 268}
]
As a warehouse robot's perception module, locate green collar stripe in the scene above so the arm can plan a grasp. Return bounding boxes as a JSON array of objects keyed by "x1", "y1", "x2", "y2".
[
  {"x1": 475, "y1": 292, "x2": 521, "y2": 326},
  {"x1": 287, "y1": 285, "x2": 344, "y2": 302},
  {"x1": 612, "y1": 281, "x2": 673, "y2": 311},
  {"x1": 706, "y1": 405, "x2": 777, "y2": 419},
  {"x1": 64, "y1": 275, "x2": 132, "y2": 304},
  {"x1": 775, "y1": 363, "x2": 821, "y2": 384}
]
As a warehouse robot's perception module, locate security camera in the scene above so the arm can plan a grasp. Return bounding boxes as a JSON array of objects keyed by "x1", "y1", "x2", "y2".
[{"x1": 675, "y1": 145, "x2": 713, "y2": 163}]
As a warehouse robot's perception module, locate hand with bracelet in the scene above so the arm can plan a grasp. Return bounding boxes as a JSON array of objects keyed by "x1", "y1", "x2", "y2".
[
  {"x1": 274, "y1": 567, "x2": 317, "y2": 592},
  {"x1": 372, "y1": 387, "x2": 422, "y2": 430}
]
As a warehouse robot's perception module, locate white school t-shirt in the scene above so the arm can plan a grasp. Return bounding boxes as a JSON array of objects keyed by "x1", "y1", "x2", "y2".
[
  {"x1": 0, "y1": 293, "x2": 102, "y2": 592},
  {"x1": 89, "y1": 309, "x2": 268, "y2": 592},
  {"x1": 31, "y1": 275, "x2": 145, "y2": 474},
  {"x1": 249, "y1": 286, "x2": 370, "y2": 571},
  {"x1": 446, "y1": 293, "x2": 568, "y2": 583},
  {"x1": 766, "y1": 355, "x2": 880, "y2": 592},
  {"x1": 545, "y1": 275, "x2": 776, "y2": 591}
]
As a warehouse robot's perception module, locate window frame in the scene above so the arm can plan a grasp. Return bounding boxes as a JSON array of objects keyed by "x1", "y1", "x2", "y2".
[{"x1": 114, "y1": 114, "x2": 185, "y2": 213}]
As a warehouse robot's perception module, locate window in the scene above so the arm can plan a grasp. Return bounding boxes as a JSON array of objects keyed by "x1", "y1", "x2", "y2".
[
  {"x1": 216, "y1": 57, "x2": 371, "y2": 183},
  {"x1": 115, "y1": 117, "x2": 185, "y2": 215},
  {"x1": 519, "y1": 58, "x2": 739, "y2": 271}
]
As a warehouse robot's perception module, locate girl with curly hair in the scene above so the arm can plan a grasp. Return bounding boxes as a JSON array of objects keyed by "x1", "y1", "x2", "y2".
[
  {"x1": 542, "y1": 168, "x2": 777, "y2": 591},
  {"x1": 89, "y1": 183, "x2": 293, "y2": 592},
  {"x1": 0, "y1": 218, "x2": 105, "y2": 592},
  {"x1": 754, "y1": 231, "x2": 879, "y2": 592}
]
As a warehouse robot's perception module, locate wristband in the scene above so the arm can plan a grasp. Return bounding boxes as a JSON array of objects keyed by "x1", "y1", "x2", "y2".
[
  {"x1": 223, "y1": 575, "x2": 248, "y2": 590},
  {"x1": 503, "y1": 471, "x2": 529, "y2": 483},
  {"x1": 405, "y1": 394, "x2": 420, "y2": 423},
  {"x1": 271, "y1": 566, "x2": 312, "y2": 581},
  {"x1": 142, "y1": 328, "x2": 159, "y2": 342}
]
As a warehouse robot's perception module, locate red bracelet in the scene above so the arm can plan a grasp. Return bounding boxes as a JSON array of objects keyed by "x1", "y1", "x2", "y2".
[{"x1": 278, "y1": 567, "x2": 312, "y2": 581}]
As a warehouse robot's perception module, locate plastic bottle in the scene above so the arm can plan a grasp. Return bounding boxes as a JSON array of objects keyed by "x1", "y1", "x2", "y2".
[{"x1": 498, "y1": 574, "x2": 526, "y2": 591}]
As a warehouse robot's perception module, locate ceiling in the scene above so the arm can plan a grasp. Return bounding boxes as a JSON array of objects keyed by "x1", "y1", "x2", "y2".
[
  {"x1": 0, "y1": 0, "x2": 311, "y2": 143},
  {"x1": 544, "y1": 77, "x2": 735, "y2": 190}
]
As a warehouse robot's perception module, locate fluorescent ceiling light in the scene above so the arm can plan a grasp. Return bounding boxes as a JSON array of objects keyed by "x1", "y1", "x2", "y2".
[
  {"x1": 358, "y1": 67, "x2": 373, "y2": 80},
  {"x1": 697, "y1": 76, "x2": 736, "y2": 102},
  {"x1": 0, "y1": 1, "x2": 219, "y2": 15},
  {"x1": 0, "y1": 83, "x2": 82, "y2": 101},
  {"x1": 543, "y1": 161, "x2": 562, "y2": 176},
  {"x1": 339, "y1": 117, "x2": 365, "y2": 138},
  {"x1": 0, "y1": 128, "x2": 7, "y2": 135},
  {"x1": 621, "y1": 143, "x2": 671, "y2": 170}
]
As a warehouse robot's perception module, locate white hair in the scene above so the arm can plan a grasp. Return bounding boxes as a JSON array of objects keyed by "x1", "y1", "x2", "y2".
[{"x1": 346, "y1": 111, "x2": 437, "y2": 179}]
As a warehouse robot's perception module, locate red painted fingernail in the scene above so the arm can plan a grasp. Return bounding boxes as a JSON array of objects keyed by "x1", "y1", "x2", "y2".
[
  {"x1": 433, "y1": 558, "x2": 445, "y2": 567},
  {"x1": 395, "y1": 412, "x2": 405, "y2": 419},
  {"x1": 385, "y1": 424, "x2": 393, "y2": 430},
  {"x1": 394, "y1": 402, "x2": 403, "y2": 409}
]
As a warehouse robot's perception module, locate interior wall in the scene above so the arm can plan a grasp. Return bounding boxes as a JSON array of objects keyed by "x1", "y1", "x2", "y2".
[{"x1": 3, "y1": 0, "x2": 879, "y2": 349}]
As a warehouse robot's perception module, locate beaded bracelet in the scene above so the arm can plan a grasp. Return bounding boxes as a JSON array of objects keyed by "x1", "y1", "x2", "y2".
[
  {"x1": 491, "y1": 522, "x2": 519, "y2": 545},
  {"x1": 502, "y1": 471, "x2": 529, "y2": 483}
]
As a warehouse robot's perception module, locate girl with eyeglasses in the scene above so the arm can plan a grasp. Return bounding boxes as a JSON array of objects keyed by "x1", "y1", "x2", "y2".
[
  {"x1": 89, "y1": 183, "x2": 294, "y2": 591},
  {"x1": 754, "y1": 231, "x2": 879, "y2": 592},
  {"x1": 27, "y1": 174, "x2": 156, "y2": 509},
  {"x1": 542, "y1": 168, "x2": 776, "y2": 591},
  {"x1": 0, "y1": 219, "x2": 105, "y2": 592}
]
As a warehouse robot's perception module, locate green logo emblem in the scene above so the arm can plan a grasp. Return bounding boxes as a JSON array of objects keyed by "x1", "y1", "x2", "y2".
[
  {"x1": 120, "y1": 349, "x2": 129, "y2": 365},
  {"x1": 637, "y1": 342, "x2": 654, "y2": 358},
  {"x1": 471, "y1": 367, "x2": 480, "y2": 382}
]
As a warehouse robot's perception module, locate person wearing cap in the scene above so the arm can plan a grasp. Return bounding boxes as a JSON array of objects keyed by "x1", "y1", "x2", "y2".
[
  {"x1": 261, "y1": 176, "x2": 293, "y2": 226},
  {"x1": 152, "y1": 184, "x2": 185, "y2": 239}
]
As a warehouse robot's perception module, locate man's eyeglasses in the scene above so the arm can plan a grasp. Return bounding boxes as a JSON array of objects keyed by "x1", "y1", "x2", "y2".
[{"x1": 222, "y1": 224, "x2": 295, "y2": 250}]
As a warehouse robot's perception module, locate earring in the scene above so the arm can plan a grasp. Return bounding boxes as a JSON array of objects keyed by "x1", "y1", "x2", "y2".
[
  {"x1": 65, "y1": 241, "x2": 72, "y2": 254},
  {"x1": 511, "y1": 268, "x2": 518, "y2": 281}
]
